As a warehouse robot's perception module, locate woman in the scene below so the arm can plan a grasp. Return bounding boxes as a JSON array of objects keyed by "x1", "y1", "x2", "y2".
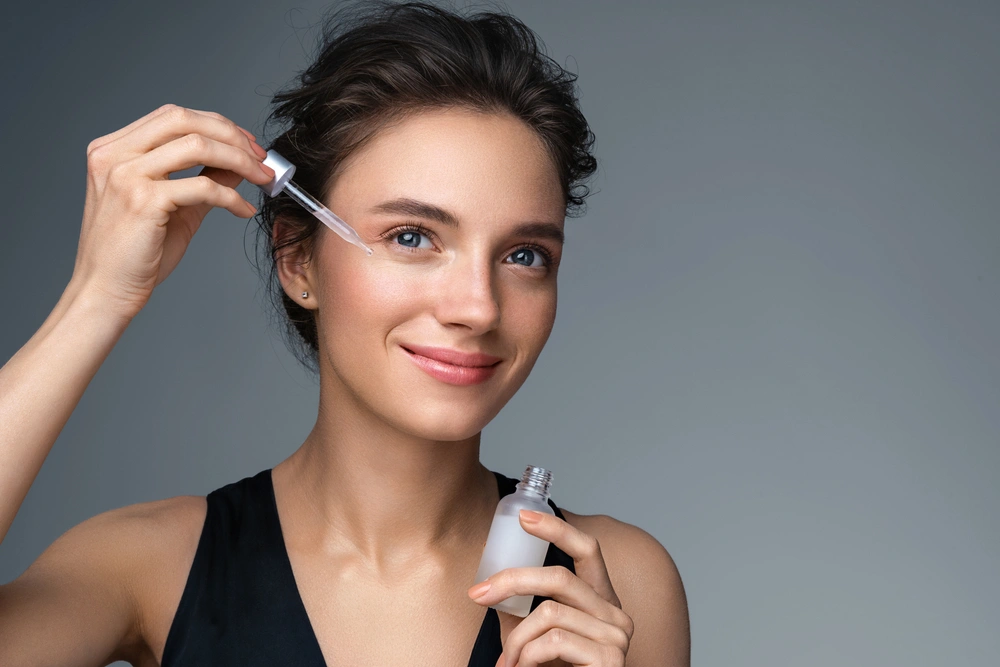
[{"x1": 0, "y1": 2, "x2": 689, "y2": 665}]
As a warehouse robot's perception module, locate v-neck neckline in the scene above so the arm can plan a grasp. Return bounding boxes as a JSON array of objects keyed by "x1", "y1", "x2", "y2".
[{"x1": 261, "y1": 467, "x2": 513, "y2": 666}]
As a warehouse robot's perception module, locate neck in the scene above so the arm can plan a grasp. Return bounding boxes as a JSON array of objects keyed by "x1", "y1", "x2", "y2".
[{"x1": 272, "y1": 375, "x2": 500, "y2": 577}]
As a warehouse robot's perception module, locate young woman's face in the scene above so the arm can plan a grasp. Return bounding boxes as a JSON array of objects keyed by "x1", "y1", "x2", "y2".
[{"x1": 301, "y1": 108, "x2": 565, "y2": 441}]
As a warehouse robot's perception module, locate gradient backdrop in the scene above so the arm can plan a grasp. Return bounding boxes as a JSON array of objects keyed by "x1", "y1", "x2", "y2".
[{"x1": 1, "y1": 1, "x2": 997, "y2": 665}]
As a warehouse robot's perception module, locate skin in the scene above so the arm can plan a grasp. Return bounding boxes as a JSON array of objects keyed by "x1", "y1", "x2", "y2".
[
  {"x1": 0, "y1": 106, "x2": 689, "y2": 666},
  {"x1": 272, "y1": 108, "x2": 566, "y2": 570},
  {"x1": 267, "y1": 108, "x2": 687, "y2": 666}
]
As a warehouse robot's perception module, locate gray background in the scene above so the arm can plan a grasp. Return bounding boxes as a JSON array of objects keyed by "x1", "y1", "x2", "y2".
[{"x1": 1, "y1": 0, "x2": 997, "y2": 665}]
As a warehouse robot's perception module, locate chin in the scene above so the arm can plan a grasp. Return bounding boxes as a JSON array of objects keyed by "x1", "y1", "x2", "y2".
[
  {"x1": 324, "y1": 343, "x2": 532, "y2": 440},
  {"x1": 387, "y1": 399, "x2": 500, "y2": 442},
  {"x1": 337, "y1": 381, "x2": 495, "y2": 440}
]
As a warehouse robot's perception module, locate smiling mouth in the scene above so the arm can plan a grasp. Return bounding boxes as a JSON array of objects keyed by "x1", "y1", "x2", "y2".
[
  {"x1": 400, "y1": 344, "x2": 503, "y2": 368},
  {"x1": 400, "y1": 346, "x2": 502, "y2": 386}
]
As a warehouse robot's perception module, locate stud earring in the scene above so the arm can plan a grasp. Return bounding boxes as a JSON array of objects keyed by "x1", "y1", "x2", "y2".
[{"x1": 301, "y1": 291, "x2": 309, "y2": 298}]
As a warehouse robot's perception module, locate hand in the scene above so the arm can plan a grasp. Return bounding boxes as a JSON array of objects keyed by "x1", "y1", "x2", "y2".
[
  {"x1": 72, "y1": 103, "x2": 276, "y2": 319},
  {"x1": 468, "y1": 509, "x2": 634, "y2": 667}
]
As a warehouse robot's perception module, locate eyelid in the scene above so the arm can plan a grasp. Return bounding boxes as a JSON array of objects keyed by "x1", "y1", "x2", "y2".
[
  {"x1": 380, "y1": 222, "x2": 557, "y2": 268},
  {"x1": 377, "y1": 221, "x2": 437, "y2": 242}
]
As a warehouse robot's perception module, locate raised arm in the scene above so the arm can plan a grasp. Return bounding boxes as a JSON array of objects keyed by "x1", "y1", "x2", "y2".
[{"x1": 0, "y1": 103, "x2": 273, "y2": 666}]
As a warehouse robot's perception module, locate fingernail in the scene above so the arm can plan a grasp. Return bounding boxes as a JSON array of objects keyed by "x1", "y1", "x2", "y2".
[
  {"x1": 261, "y1": 163, "x2": 275, "y2": 178},
  {"x1": 251, "y1": 142, "x2": 268, "y2": 159},
  {"x1": 469, "y1": 581, "x2": 491, "y2": 598},
  {"x1": 520, "y1": 510, "x2": 542, "y2": 523}
]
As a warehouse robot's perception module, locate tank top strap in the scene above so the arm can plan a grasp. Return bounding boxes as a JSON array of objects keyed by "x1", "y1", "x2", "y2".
[
  {"x1": 161, "y1": 469, "x2": 325, "y2": 666},
  {"x1": 467, "y1": 470, "x2": 578, "y2": 664}
]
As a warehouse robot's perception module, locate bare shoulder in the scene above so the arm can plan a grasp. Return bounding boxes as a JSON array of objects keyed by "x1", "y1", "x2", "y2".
[
  {"x1": 559, "y1": 508, "x2": 691, "y2": 667},
  {"x1": 101, "y1": 494, "x2": 208, "y2": 663},
  {"x1": 4, "y1": 492, "x2": 207, "y2": 598},
  {"x1": 68, "y1": 493, "x2": 207, "y2": 587},
  {"x1": 0, "y1": 494, "x2": 207, "y2": 666},
  {"x1": 86, "y1": 493, "x2": 207, "y2": 545},
  {"x1": 55, "y1": 494, "x2": 209, "y2": 649}
]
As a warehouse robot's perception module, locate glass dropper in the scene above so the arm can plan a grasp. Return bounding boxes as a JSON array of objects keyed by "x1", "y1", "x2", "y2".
[{"x1": 255, "y1": 149, "x2": 373, "y2": 256}]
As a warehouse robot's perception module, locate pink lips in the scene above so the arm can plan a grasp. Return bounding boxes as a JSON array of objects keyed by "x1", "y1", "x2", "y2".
[{"x1": 401, "y1": 344, "x2": 502, "y2": 386}]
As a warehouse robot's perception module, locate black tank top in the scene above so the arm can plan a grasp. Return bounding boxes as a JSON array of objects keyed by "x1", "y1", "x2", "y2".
[{"x1": 160, "y1": 468, "x2": 576, "y2": 666}]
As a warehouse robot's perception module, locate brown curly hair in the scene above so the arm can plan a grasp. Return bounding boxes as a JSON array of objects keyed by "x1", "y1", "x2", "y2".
[{"x1": 250, "y1": 1, "x2": 598, "y2": 373}]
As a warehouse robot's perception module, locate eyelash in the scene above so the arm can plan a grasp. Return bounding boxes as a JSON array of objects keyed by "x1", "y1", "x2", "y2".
[{"x1": 378, "y1": 223, "x2": 556, "y2": 268}]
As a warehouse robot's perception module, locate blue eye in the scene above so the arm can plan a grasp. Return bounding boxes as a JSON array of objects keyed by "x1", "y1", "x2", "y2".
[
  {"x1": 394, "y1": 230, "x2": 434, "y2": 250},
  {"x1": 508, "y1": 248, "x2": 544, "y2": 268},
  {"x1": 382, "y1": 223, "x2": 555, "y2": 269}
]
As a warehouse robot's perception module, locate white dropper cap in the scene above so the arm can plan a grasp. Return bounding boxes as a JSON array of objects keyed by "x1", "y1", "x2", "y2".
[{"x1": 258, "y1": 150, "x2": 297, "y2": 197}]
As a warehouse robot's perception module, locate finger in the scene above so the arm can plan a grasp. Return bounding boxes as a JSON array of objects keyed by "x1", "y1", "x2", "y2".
[
  {"x1": 150, "y1": 174, "x2": 258, "y2": 220},
  {"x1": 118, "y1": 106, "x2": 266, "y2": 168},
  {"x1": 472, "y1": 565, "x2": 626, "y2": 630},
  {"x1": 518, "y1": 510, "x2": 620, "y2": 605},
  {"x1": 501, "y1": 600, "x2": 630, "y2": 667},
  {"x1": 130, "y1": 133, "x2": 274, "y2": 187},
  {"x1": 513, "y1": 628, "x2": 617, "y2": 667},
  {"x1": 88, "y1": 105, "x2": 174, "y2": 151},
  {"x1": 89, "y1": 103, "x2": 256, "y2": 153}
]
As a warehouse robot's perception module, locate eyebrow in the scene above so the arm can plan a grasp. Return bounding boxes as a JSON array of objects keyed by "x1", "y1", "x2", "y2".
[{"x1": 369, "y1": 197, "x2": 565, "y2": 245}]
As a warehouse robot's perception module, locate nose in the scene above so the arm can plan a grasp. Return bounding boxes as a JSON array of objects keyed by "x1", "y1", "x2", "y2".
[{"x1": 432, "y1": 251, "x2": 501, "y2": 334}]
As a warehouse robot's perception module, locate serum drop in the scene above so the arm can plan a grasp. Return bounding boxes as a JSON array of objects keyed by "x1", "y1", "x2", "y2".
[{"x1": 474, "y1": 465, "x2": 555, "y2": 617}]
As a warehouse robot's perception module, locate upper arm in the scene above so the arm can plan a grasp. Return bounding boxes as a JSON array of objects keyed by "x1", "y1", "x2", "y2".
[
  {"x1": 618, "y1": 524, "x2": 690, "y2": 667},
  {"x1": 568, "y1": 512, "x2": 690, "y2": 667},
  {"x1": 0, "y1": 495, "x2": 205, "y2": 667}
]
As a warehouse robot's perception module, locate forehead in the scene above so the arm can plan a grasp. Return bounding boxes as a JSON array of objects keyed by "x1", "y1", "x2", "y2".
[{"x1": 329, "y1": 108, "x2": 565, "y2": 224}]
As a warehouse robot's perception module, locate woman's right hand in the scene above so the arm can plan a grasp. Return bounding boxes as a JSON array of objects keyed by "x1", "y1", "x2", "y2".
[{"x1": 71, "y1": 103, "x2": 276, "y2": 319}]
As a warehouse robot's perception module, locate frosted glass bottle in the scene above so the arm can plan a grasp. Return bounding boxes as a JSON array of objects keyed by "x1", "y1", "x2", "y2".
[{"x1": 473, "y1": 465, "x2": 555, "y2": 617}]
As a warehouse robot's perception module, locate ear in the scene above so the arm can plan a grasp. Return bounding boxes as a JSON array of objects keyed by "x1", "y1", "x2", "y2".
[{"x1": 273, "y1": 216, "x2": 318, "y2": 310}]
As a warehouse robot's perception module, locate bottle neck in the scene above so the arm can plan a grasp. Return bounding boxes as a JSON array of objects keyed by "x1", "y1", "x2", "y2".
[{"x1": 516, "y1": 465, "x2": 553, "y2": 503}]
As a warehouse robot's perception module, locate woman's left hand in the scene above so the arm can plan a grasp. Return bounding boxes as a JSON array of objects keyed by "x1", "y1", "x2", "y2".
[{"x1": 467, "y1": 509, "x2": 634, "y2": 667}]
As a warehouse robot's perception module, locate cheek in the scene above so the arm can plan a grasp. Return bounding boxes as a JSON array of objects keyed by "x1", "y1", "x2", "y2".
[
  {"x1": 318, "y1": 257, "x2": 418, "y2": 351},
  {"x1": 507, "y1": 285, "x2": 558, "y2": 358}
]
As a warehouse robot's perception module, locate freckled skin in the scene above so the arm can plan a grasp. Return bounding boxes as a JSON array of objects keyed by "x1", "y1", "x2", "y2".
[{"x1": 285, "y1": 108, "x2": 566, "y2": 441}]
